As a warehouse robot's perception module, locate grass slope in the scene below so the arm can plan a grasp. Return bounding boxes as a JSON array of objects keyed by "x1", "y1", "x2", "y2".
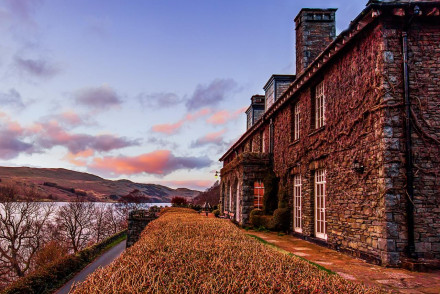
[
  {"x1": 0, "y1": 167, "x2": 200, "y2": 202},
  {"x1": 71, "y1": 208, "x2": 384, "y2": 293}
]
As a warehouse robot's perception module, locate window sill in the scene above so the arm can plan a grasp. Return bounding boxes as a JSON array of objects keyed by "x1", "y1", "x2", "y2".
[
  {"x1": 289, "y1": 139, "x2": 300, "y2": 147},
  {"x1": 308, "y1": 126, "x2": 325, "y2": 136}
]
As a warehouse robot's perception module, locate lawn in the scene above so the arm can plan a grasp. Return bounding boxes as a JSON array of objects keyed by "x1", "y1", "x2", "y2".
[{"x1": 71, "y1": 208, "x2": 383, "y2": 293}]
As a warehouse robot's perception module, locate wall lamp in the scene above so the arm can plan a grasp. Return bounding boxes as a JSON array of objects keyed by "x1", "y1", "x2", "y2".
[{"x1": 352, "y1": 160, "x2": 365, "y2": 174}]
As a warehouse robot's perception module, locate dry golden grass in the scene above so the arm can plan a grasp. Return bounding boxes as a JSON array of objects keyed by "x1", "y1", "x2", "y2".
[{"x1": 71, "y1": 208, "x2": 384, "y2": 294}]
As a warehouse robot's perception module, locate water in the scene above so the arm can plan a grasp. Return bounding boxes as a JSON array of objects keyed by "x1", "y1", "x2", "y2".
[{"x1": 48, "y1": 202, "x2": 172, "y2": 208}]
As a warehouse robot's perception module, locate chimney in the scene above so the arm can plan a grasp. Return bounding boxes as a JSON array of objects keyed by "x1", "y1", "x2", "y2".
[{"x1": 295, "y1": 8, "x2": 337, "y2": 75}]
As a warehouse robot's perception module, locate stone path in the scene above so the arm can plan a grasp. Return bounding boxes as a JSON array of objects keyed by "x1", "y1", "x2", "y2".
[
  {"x1": 55, "y1": 240, "x2": 126, "y2": 294},
  {"x1": 244, "y1": 230, "x2": 440, "y2": 293}
]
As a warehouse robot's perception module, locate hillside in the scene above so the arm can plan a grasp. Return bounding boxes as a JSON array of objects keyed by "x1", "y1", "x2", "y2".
[{"x1": 0, "y1": 166, "x2": 200, "y2": 202}]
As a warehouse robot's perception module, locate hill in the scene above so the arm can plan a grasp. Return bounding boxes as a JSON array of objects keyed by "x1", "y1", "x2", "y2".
[{"x1": 0, "y1": 166, "x2": 201, "y2": 202}]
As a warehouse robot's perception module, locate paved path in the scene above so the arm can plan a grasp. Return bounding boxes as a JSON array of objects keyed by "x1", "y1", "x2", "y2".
[
  {"x1": 245, "y1": 230, "x2": 440, "y2": 293},
  {"x1": 55, "y1": 240, "x2": 126, "y2": 294}
]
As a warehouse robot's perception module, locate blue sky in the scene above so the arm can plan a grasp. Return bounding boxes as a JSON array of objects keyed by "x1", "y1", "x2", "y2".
[{"x1": 0, "y1": 0, "x2": 366, "y2": 190}]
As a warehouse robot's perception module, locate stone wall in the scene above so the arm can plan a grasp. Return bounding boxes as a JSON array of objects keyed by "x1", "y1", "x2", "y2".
[
  {"x1": 220, "y1": 5, "x2": 440, "y2": 266},
  {"x1": 220, "y1": 153, "x2": 271, "y2": 225},
  {"x1": 126, "y1": 210, "x2": 157, "y2": 248},
  {"x1": 381, "y1": 15, "x2": 440, "y2": 260}
]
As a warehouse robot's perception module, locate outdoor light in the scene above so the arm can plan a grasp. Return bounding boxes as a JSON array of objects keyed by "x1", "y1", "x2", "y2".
[
  {"x1": 352, "y1": 160, "x2": 365, "y2": 174},
  {"x1": 215, "y1": 171, "x2": 219, "y2": 179}
]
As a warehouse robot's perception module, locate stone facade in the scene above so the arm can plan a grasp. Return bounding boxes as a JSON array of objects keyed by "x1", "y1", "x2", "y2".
[
  {"x1": 220, "y1": 153, "x2": 271, "y2": 225},
  {"x1": 126, "y1": 210, "x2": 157, "y2": 248},
  {"x1": 219, "y1": 1, "x2": 440, "y2": 267}
]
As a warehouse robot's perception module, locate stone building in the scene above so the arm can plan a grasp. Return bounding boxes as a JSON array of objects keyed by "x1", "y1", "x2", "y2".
[{"x1": 219, "y1": 0, "x2": 440, "y2": 267}]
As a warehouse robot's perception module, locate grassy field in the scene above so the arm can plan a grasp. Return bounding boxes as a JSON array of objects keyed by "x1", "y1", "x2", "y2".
[{"x1": 71, "y1": 208, "x2": 383, "y2": 293}]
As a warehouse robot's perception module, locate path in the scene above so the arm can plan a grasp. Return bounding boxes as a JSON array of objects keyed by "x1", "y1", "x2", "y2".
[
  {"x1": 245, "y1": 230, "x2": 440, "y2": 293},
  {"x1": 55, "y1": 240, "x2": 126, "y2": 294}
]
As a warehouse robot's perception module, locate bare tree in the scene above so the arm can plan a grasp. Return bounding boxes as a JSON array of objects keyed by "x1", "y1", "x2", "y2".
[
  {"x1": 104, "y1": 206, "x2": 126, "y2": 235},
  {"x1": 0, "y1": 186, "x2": 54, "y2": 283},
  {"x1": 55, "y1": 201, "x2": 96, "y2": 253}
]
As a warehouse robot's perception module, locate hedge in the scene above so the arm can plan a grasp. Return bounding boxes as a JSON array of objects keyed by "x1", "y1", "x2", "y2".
[{"x1": 2, "y1": 230, "x2": 127, "y2": 294}]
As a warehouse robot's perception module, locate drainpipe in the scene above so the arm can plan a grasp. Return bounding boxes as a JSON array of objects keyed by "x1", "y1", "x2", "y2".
[
  {"x1": 402, "y1": 18, "x2": 415, "y2": 258},
  {"x1": 269, "y1": 119, "x2": 274, "y2": 154}
]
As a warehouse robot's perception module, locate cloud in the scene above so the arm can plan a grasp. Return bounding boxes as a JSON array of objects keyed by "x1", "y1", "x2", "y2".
[
  {"x1": 0, "y1": 113, "x2": 139, "y2": 160},
  {"x1": 74, "y1": 85, "x2": 122, "y2": 110},
  {"x1": 0, "y1": 88, "x2": 26, "y2": 109},
  {"x1": 185, "y1": 78, "x2": 238, "y2": 110},
  {"x1": 14, "y1": 56, "x2": 60, "y2": 78},
  {"x1": 4, "y1": 0, "x2": 42, "y2": 21},
  {"x1": 40, "y1": 110, "x2": 93, "y2": 128},
  {"x1": 90, "y1": 150, "x2": 212, "y2": 176},
  {"x1": 191, "y1": 129, "x2": 227, "y2": 147},
  {"x1": 138, "y1": 92, "x2": 183, "y2": 108},
  {"x1": 64, "y1": 149, "x2": 95, "y2": 167},
  {"x1": 146, "y1": 137, "x2": 178, "y2": 149},
  {"x1": 0, "y1": 116, "x2": 33, "y2": 159},
  {"x1": 206, "y1": 106, "x2": 247, "y2": 125},
  {"x1": 151, "y1": 108, "x2": 211, "y2": 135},
  {"x1": 34, "y1": 121, "x2": 140, "y2": 154}
]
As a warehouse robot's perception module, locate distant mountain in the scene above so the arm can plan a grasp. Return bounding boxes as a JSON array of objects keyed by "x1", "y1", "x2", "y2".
[{"x1": 0, "y1": 166, "x2": 201, "y2": 202}]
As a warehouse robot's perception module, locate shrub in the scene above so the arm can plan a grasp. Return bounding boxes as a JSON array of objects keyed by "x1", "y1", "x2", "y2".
[
  {"x1": 272, "y1": 208, "x2": 290, "y2": 231},
  {"x1": 263, "y1": 171, "x2": 278, "y2": 214},
  {"x1": 70, "y1": 208, "x2": 381, "y2": 294},
  {"x1": 277, "y1": 183, "x2": 289, "y2": 209},
  {"x1": 249, "y1": 209, "x2": 263, "y2": 227},
  {"x1": 212, "y1": 209, "x2": 220, "y2": 217},
  {"x1": 2, "y1": 230, "x2": 127, "y2": 294},
  {"x1": 171, "y1": 196, "x2": 188, "y2": 207}
]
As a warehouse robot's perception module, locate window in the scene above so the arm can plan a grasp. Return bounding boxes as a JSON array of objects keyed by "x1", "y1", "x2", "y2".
[
  {"x1": 266, "y1": 85, "x2": 275, "y2": 110},
  {"x1": 293, "y1": 175, "x2": 302, "y2": 233},
  {"x1": 314, "y1": 169, "x2": 327, "y2": 240},
  {"x1": 315, "y1": 81, "x2": 325, "y2": 129},
  {"x1": 261, "y1": 131, "x2": 265, "y2": 153},
  {"x1": 292, "y1": 102, "x2": 300, "y2": 141},
  {"x1": 253, "y1": 181, "x2": 264, "y2": 209}
]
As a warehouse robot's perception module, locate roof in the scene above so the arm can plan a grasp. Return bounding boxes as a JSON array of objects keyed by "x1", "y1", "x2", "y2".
[{"x1": 219, "y1": 1, "x2": 440, "y2": 162}]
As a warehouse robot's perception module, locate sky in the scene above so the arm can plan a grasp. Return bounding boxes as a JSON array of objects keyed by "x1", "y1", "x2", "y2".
[{"x1": 0, "y1": 0, "x2": 366, "y2": 190}]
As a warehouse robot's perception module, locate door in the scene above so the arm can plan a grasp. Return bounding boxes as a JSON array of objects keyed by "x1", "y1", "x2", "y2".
[
  {"x1": 235, "y1": 182, "x2": 240, "y2": 222},
  {"x1": 315, "y1": 169, "x2": 327, "y2": 240},
  {"x1": 294, "y1": 175, "x2": 302, "y2": 233}
]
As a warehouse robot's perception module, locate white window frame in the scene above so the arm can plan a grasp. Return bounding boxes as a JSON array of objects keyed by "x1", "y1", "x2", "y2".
[
  {"x1": 315, "y1": 81, "x2": 325, "y2": 129},
  {"x1": 253, "y1": 181, "x2": 264, "y2": 209},
  {"x1": 293, "y1": 175, "x2": 302, "y2": 233},
  {"x1": 228, "y1": 184, "x2": 232, "y2": 212},
  {"x1": 314, "y1": 169, "x2": 327, "y2": 240},
  {"x1": 294, "y1": 102, "x2": 300, "y2": 141}
]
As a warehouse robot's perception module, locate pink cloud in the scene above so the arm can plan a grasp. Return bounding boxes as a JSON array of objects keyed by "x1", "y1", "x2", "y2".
[
  {"x1": 192, "y1": 129, "x2": 227, "y2": 147},
  {"x1": 206, "y1": 106, "x2": 247, "y2": 125},
  {"x1": 33, "y1": 120, "x2": 139, "y2": 154},
  {"x1": 64, "y1": 149, "x2": 95, "y2": 167},
  {"x1": 60, "y1": 111, "x2": 83, "y2": 126},
  {"x1": 89, "y1": 150, "x2": 211, "y2": 176},
  {"x1": 152, "y1": 108, "x2": 211, "y2": 134}
]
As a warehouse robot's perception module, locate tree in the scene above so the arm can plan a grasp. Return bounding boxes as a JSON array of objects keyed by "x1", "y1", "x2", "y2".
[
  {"x1": 0, "y1": 186, "x2": 54, "y2": 283},
  {"x1": 115, "y1": 189, "x2": 150, "y2": 227},
  {"x1": 55, "y1": 201, "x2": 96, "y2": 253},
  {"x1": 192, "y1": 181, "x2": 220, "y2": 206},
  {"x1": 171, "y1": 196, "x2": 188, "y2": 207}
]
